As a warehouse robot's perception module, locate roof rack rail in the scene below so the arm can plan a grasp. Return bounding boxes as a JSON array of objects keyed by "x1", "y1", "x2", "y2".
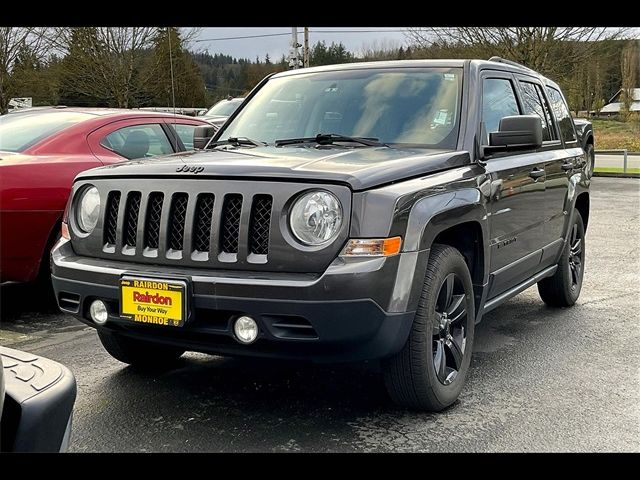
[{"x1": 488, "y1": 56, "x2": 535, "y2": 72}]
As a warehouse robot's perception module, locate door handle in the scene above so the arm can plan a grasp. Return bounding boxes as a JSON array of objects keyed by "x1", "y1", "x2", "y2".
[
  {"x1": 529, "y1": 168, "x2": 545, "y2": 179},
  {"x1": 562, "y1": 162, "x2": 574, "y2": 171}
]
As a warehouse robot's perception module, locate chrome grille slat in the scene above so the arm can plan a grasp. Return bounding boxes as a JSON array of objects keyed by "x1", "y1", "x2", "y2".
[{"x1": 208, "y1": 196, "x2": 225, "y2": 260}]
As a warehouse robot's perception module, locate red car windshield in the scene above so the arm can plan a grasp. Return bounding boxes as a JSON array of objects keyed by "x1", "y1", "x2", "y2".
[{"x1": 0, "y1": 111, "x2": 93, "y2": 152}]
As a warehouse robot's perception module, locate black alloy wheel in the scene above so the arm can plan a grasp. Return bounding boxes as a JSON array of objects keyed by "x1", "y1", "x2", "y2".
[
  {"x1": 538, "y1": 209, "x2": 586, "y2": 307},
  {"x1": 568, "y1": 222, "x2": 584, "y2": 291},
  {"x1": 433, "y1": 273, "x2": 469, "y2": 385}
]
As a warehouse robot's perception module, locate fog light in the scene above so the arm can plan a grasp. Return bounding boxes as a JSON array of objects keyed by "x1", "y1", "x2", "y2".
[
  {"x1": 90, "y1": 300, "x2": 108, "y2": 325},
  {"x1": 234, "y1": 316, "x2": 259, "y2": 344}
]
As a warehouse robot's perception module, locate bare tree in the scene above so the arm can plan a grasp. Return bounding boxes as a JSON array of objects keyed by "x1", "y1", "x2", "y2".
[
  {"x1": 620, "y1": 40, "x2": 639, "y2": 120},
  {"x1": 55, "y1": 27, "x2": 157, "y2": 108},
  {"x1": 0, "y1": 27, "x2": 57, "y2": 113},
  {"x1": 178, "y1": 27, "x2": 202, "y2": 49},
  {"x1": 404, "y1": 27, "x2": 628, "y2": 75}
]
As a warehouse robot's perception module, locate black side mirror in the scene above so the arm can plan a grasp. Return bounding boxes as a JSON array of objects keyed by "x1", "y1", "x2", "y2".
[
  {"x1": 482, "y1": 115, "x2": 542, "y2": 158},
  {"x1": 193, "y1": 125, "x2": 217, "y2": 149},
  {"x1": 491, "y1": 115, "x2": 542, "y2": 147}
]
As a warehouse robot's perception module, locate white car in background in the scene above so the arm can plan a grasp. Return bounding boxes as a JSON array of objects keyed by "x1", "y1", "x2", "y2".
[{"x1": 201, "y1": 97, "x2": 245, "y2": 129}]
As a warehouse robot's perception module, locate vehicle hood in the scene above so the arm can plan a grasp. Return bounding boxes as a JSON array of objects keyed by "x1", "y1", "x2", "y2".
[
  {"x1": 201, "y1": 115, "x2": 228, "y2": 124},
  {"x1": 76, "y1": 145, "x2": 471, "y2": 191}
]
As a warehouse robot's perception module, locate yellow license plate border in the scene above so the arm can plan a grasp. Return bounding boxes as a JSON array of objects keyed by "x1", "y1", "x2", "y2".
[{"x1": 119, "y1": 275, "x2": 189, "y2": 328}]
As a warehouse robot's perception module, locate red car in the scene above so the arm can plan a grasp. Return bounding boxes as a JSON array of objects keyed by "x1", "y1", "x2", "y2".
[{"x1": 0, "y1": 107, "x2": 210, "y2": 284}]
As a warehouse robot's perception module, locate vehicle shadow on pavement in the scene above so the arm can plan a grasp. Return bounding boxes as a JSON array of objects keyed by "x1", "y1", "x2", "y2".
[
  {"x1": 0, "y1": 282, "x2": 61, "y2": 322},
  {"x1": 89, "y1": 356, "x2": 398, "y2": 451}
]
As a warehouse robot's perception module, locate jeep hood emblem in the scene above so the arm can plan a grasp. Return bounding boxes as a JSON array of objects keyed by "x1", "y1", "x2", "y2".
[{"x1": 176, "y1": 165, "x2": 204, "y2": 174}]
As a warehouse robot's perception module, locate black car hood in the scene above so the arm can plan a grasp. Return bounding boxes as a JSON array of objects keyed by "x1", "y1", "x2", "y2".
[{"x1": 77, "y1": 145, "x2": 471, "y2": 191}]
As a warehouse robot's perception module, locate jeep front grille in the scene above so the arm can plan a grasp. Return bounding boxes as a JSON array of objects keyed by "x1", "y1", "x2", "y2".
[
  {"x1": 72, "y1": 178, "x2": 350, "y2": 273},
  {"x1": 102, "y1": 189, "x2": 274, "y2": 263}
]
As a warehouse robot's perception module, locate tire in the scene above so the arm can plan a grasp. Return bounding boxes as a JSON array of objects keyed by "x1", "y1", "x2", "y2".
[
  {"x1": 584, "y1": 143, "x2": 595, "y2": 179},
  {"x1": 538, "y1": 209, "x2": 585, "y2": 307},
  {"x1": 382, "y1": 244, "x2": 475, "y2": 411},
  {"x1": 98, "y1": 330, "x2": 185, "y2": 370}
]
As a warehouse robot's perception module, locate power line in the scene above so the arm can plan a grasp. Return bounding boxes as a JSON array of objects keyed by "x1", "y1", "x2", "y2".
[
  {"x1": 311, "y1": 29, "x2": 406, "y2": 34},
  {"x1": 195, "y1": 32, "x2": 291, "y2": 43},
  {"x1": 195, "y1": 29, "x2": 407, "y2": 43}
]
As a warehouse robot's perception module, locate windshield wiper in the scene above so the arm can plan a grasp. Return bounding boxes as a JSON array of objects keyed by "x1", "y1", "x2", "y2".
[
  {"x1": 209, "y1": 137, "x2": 267, "y2": 148},
  {"x1": 275, "y1": 133, "x2": 384, "y2": 147}
]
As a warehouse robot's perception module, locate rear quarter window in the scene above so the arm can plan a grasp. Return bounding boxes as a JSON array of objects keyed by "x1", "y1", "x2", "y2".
[{"x1": 546, "y1": 87, "x2": 577, "y2": 144}]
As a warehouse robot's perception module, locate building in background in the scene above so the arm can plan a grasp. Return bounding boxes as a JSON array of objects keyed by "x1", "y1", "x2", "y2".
[{"x1": 598, "y1": 88, "x2": 640, "y2": 116}]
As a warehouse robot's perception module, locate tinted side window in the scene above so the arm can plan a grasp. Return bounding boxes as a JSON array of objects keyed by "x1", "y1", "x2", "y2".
[
  {"x1": 519, "y1": 81, "x2": 552, "y2": 141},
  {"x1": 534, "y1": 84, "x2": 557, "y2": 141},
  {"x1": 173, "y1": 124, "x2": 197, "y2": 150},
  {"x1": 101, "y1": 124, "x2": 174, "y2": 159},
  {"x1": 482, "y1": 78, "x2": 520, "y2": 143},
  {"x1": 546, "y1": 87, "x2": 577, "y2": 144}
]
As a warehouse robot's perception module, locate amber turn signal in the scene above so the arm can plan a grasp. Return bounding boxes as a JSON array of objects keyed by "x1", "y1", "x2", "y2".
[
  {"x1": 341, "y1": 237, "x2": 402, "y2": 257},
  {"x1": 61, "y1": 222, "x2": 70, "y2": 240}
]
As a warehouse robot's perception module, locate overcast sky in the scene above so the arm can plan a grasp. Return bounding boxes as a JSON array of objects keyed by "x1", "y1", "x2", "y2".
[{"x1": 193, "y1": 27, "x2": 410, "y2": 61}]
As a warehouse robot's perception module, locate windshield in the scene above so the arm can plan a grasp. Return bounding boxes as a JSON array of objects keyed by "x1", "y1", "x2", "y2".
[
  {"x1": 206, "y1": 99, "x2": 243, "y2": 117},
  {"x1": 220, "y1": 67, "x2": 462, "y2": 148},
  {"x1": 0, "y1": 111, "x2": 92, "y2": 152}
]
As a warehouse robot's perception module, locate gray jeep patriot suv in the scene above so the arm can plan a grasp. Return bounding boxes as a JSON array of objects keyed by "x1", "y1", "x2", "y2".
[{"x1": 51, "y1": 58, "x2": 590, "y2": 411}]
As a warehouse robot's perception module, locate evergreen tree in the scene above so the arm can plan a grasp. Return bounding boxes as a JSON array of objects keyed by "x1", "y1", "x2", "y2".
[
  {"x1": 58, "y1": 28, "x2": 107, "y2": 106},
  {"x1": 147, "y1": 27, "x2": 207, "y2": 107},
  {"x1": 310, "y1": 41, "x2": 353, "y2": 66},
  {"x1": 11, "y1": 43, "x2": 56, "y2": 105}
]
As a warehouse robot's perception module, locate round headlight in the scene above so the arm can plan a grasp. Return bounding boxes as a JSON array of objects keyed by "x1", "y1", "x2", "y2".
[
  {"x1": 76, "y1": 186, "x2": 100, "y2": 234},
  {"x1": 289, "y1": 190, "x2": 342, "y2": 246}
]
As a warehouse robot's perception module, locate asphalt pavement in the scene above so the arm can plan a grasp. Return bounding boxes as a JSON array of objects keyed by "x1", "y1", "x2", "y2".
[{"x1": 1, "y1": 177, "x2": 639, "y2": 452}]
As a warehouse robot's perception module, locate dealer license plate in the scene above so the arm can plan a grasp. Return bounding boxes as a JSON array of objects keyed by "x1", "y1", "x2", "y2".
[{"x1": 120, "y1": 277, "x2": 187, "y2": 327}]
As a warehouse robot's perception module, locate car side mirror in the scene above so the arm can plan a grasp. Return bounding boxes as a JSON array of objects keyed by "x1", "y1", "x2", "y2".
[
  {"x1": 193, "y1": 125, "x2": 217, "y2": 149},
  {"x1": 481, "y1": 115, "x2": 542, "y2": 158}
]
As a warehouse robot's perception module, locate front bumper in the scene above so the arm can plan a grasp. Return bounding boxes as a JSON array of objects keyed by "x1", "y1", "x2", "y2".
[{"x1": 51, "y1": 239, "x2": 425, "y2": 362}]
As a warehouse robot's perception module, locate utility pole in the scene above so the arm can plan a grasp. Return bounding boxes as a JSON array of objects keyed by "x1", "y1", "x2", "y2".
[
  {"x1": 303, "y1": 27, "x2": 310, "y2": 68},
  {"x1": 289, "y1": 27, "x2": 301, "y2": 69}
]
